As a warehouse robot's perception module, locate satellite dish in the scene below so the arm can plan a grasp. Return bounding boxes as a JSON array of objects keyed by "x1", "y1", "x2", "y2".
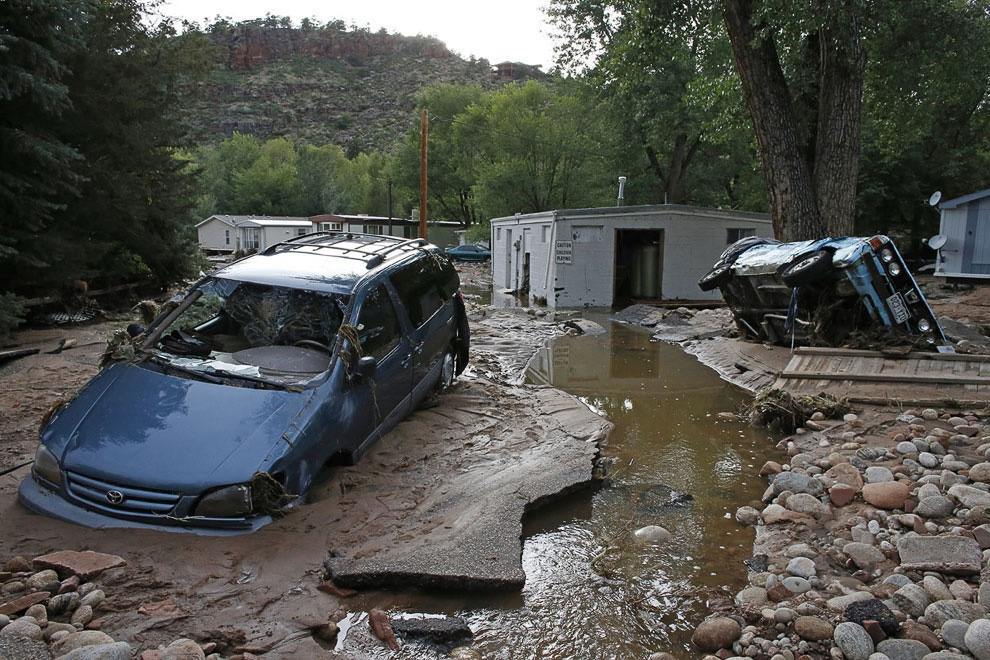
[
  {"x1": 929, "y1": 191, "x2": 942, "y2": 207},
  {"x1": 928, "y1": 234, "x2": 948, "y2": 250}
]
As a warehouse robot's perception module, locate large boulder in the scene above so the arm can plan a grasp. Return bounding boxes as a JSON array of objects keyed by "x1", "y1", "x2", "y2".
[{"x1": 691, "y1": 617, "x2": 742, "y2": 651}]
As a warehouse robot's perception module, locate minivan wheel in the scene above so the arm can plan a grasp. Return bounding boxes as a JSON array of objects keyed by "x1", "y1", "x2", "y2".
[
  {"x1": 438, "y1": 350, "x2": 455, "y2": 392},
  {"x1": 698, "y1": 264, "x2": 732, "y2": 292},
  {"x1": 781, "y1": 250, "x2": 832, "y2": 287}
]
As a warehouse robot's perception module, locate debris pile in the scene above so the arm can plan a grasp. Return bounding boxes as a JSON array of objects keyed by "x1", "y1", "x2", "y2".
[
  {"x1": 748, "y1": 388, "x2": 851, "y2": 433},
  {"x1": 697, "y1": 402, "x2": 990, "y2": 659}
]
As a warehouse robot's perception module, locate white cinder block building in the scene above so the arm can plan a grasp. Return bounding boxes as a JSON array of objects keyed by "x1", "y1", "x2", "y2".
[
  {"x1": 933, "y1": 188, "x2": 990, "y2": 279},
  {"x1": 490, "y1": 204, "x2": 772, "y2": 308}
]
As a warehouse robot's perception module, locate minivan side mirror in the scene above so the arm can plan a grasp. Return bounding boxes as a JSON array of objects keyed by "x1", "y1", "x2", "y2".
[{"x1": 352, "y1": 355, "x2": 377, "y2": 380}]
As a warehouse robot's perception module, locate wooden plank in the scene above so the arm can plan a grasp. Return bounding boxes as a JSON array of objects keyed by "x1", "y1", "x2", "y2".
[
  {"x1": 793, "y1": 346, "x2": 990, "y2": 363},
  {"x1": 779, "y1": 369, "x2": 990, "y2": 385}
]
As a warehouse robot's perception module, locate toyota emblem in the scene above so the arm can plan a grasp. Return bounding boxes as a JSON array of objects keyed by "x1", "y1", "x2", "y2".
[{"x1": 105, "y1": 490, "x2": 124, "y2": 505}]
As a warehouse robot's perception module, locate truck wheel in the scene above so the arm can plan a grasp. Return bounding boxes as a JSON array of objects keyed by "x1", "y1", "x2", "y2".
[
  {"x1": 781, "y1": 250, "x2": 832, "y2": 286},
  {"x1": 698, "y1": 264, "x2": 732, "y2": 292}
]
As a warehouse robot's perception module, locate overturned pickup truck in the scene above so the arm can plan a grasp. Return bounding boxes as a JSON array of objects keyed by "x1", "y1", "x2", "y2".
[{"x1": 699, "y1": 235, "x2": 945, "y2": 347}]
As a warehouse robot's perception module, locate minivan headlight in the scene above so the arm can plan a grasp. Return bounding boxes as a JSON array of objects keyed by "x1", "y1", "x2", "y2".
[
  {"x1": 195, "y1": 484, "x2": 252, "y2": 517},
  {"x1": 33, "y1": 445, "x2": 63, "y2": 486},
  {"x1": 918, "y1": 318, "x2": 932, "y2": 333},
  {"x1": 880, "y1": 248, "x2": 895, "y2": 263},
  {"x1": 888, "y1": 262, "x2": 902, "y2": 276}
]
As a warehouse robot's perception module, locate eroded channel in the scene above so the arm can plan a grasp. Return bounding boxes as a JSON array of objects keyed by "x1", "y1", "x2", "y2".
[{"x1": 345, "y1": 320, "x2": 783, "y2": 658}]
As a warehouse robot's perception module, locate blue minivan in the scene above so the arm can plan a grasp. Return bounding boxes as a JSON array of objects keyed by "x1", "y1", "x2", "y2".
[{"x1": 20, "y1": 233, "x2": 470, "y2": 533}]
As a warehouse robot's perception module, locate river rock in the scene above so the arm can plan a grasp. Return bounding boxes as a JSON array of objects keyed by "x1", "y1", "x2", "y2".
[
  {"x1": 691, "y1": 616, "x2": 742, "y2": 651},
  {"x1": 832, "y1": 483, "x2": 858, "y2": 506},
  {"x1": 59, "y1": 642, "x2": 132, "y2": 660},
  {"x1": 0, "y1": 617, "x2": 41, "y2": 640},
  {"x1": 782, "y1": 576, "x2": 812, "y2": 594},
  {"x1": 965, "y1": 619, "x2": 990, "y2": 660},
  {"x1": 52, "y1": 631, "x2": 116, "y2": 656},
  {"x1": 893, "y1": 584, "x2": 932, "y2": 618},
  {"x1": 735, "y1": 506, "x2": 760, "y2": 526},
  {"x1": 70, "y1": 604, "x2": 93, "y2": 627},
  {"x1": 795, "y1": 615, "x2": 834, "y2": 641},
  {"x1": 924, "y1": 600, "x2": 987, "y2": 627},
  {"x1": 948, "y1": 484, "x2": 990, "y2": 508},
  {"x1": 948, "y1": 580, "x2": 973, "y2": 601},
  {"x1": 845, "y1": 542, "x2": 887, "y2": 571},
  {"x1": 835, "y1": 622, "x2": 876, "y2": 660},
  {"x1": 161, "y1": 638, "x2": 206, "y2": 659},
  {"x1": 845, "y1": 599, "x2": 899, "y2": 635},
  {"x1": 0, "y1": 591, "x2": 50, "y2": 616},
  {"x1": 915, "y1": 496, "x2": 954, "y2": 519},
  {"x1": 735, "y1": 587, "x2": 768, "y2": 607},
  {"x1": 941, "y1": 619, "x2": 970, "y2": 651},
  {"x1": 24, "y1": 570, "x2": 59, "y2": 594},
  {"x1": 969, "y1": 463, "x2": 990, "y2": 483},
  {"x1": 771, "y1": 472, "x2": 824, "y2": 496},
  {"x1": 863, "y1": 482, "x2": 909, "y2": 509},
  {"x1": 829, "y1": 592, "x2": 874, "y2": 611},
  {"x1": 787, "y1": 557, "x2": 817, "y2": 579},
  {"x1": 876, "y1": 639, "x2": 930, "y2": 660},
  {"x1": 633, "y1": 526, "x2": 673, "y2": 543},
  {"x1": 866, "y1": 466, "x2": 895, "y2": 483},
  {"x1": 920, "y1": 453, "x2": 940, "y2": 469},
  {"x1": 761, "y1": 504, "x2": 811, "y2": 524},
  {"x1": 922, "y1": 576, "x2": 953, "y2": 601},
  {"x1": 0, "y1": 634, "x2": 50, "y2": 660},
  {"x1": 787, "y1": 493, "x2": 826, "y2": 517},
  {"x1": 897, "y1": 535, "x2": 981, "y2": 574},
  {"x1": 827, "y1": 463, "x2": 865, "y2": 490}
]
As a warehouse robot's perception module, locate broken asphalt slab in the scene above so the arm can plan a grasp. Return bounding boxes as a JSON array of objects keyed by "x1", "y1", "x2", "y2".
[{"x1": 324, "y1": 380, "x2": 610, "y2": 591}]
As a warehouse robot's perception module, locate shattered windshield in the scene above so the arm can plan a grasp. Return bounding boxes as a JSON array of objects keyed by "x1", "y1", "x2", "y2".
[{"x1": 149, "y1": 278, "x2": 349, "y2": 386}]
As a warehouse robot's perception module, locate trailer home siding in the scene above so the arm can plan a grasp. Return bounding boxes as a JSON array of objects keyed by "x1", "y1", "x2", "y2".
[{"x1": 936, "y1": 189, "x2": 990, "y2": 279}]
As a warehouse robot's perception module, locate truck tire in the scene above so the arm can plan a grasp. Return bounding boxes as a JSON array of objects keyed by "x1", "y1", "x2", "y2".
[
  {"x1": 698, "y1": 264, "x2": 732, "y2": 292},
  {"x1": 780, "y1": 250, "x2": 833, "y2": 287}
]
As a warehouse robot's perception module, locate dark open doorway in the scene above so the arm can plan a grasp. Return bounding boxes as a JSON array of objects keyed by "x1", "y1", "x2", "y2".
[{"x1": 614, "y1": 229, "x2": 664, "y2": 304}]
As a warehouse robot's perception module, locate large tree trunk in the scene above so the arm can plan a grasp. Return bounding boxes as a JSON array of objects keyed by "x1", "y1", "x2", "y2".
[
  {"x1": 812, "y1": 2, "x2": 866, "y2": 237},
  {"x1": 723, "y1": 0, "x2": 821, "y2": 240}
]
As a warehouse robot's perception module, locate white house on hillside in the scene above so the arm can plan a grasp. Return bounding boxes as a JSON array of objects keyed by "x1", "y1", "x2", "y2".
[{"x1": 196, "y1": 215, "x2": 313, "y2": 254}]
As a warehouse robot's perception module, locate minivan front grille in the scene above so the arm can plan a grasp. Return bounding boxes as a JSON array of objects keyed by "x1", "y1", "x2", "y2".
[{"x1": 66, "y1": 471, "x2": 180, "y2": 517}]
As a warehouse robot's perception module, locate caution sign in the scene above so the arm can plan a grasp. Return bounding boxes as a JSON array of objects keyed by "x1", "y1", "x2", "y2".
[{"x1": 555, "y1": 240, "x2": 573, "y2": 264}]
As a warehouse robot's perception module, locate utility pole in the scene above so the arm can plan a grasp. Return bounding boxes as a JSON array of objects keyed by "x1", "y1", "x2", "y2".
[
  {"x1": 419, "y1": 108, "x2": 429, "y2": 240},
  {"x1": 387, "y1": 177, "x2": 393, "y2": 236}
]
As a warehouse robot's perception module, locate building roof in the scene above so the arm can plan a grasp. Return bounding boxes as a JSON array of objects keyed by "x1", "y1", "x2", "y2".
[
  {"x1": 195, "y1": 214, "x2": 311, "y2": 228},
  {"x1": 940, "y1": 188, "x2": 990, "y2": 210},
  {"x1": 490, "y1": 204, "x2": 772, "y2": 225}
]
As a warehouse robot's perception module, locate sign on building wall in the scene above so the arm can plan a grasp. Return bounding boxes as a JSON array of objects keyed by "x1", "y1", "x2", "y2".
[{"x1": 555, "y1": 240, "x2": 573, "y2": 264}]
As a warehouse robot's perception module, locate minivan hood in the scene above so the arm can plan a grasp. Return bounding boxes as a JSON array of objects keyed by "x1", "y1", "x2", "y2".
[{"x1": 44, "y1": 363, "x2": 310, "y2": 492}]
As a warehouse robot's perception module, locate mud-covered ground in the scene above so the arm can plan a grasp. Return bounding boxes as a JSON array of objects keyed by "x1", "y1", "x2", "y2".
[{"x1": 0, "y1": 263, "x2": 610, "y2": 659}]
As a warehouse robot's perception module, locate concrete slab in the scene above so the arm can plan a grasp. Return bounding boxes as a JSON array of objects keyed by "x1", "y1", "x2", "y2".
[{"x1": 325, "y1": 381, "x2": 610, "y2": 590}]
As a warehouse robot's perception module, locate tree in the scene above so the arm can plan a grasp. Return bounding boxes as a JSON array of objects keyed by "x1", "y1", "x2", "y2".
[
  {"x1": 857, "y1": 0, "x2": 990, "y2": 253},
  {"x1": 295, "y1": 143, "x2": 354, "y2": 215},
  {"x1": 722, "y1": 0, "x2": 866, "y2": 239},
  {"x1": 233, "y1": 137, "x2": 301, "y2": 215},
  {"x1": 547, "y1": 0, "x2": 757, "y2": 208},
  {"x1": 455, "y1": 81, "x2": 615, "y2": 218},
  {"x1": 0, "y1": 0, "x2": 86, "y2": 292},
  {"x1": 392, "y1": 84, "x2": 486, "y2": 226}
]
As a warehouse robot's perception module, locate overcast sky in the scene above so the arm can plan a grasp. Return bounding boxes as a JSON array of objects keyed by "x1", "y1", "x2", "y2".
[{"x1": 158, "y1": 0, "x2": 559, "y2": 69}]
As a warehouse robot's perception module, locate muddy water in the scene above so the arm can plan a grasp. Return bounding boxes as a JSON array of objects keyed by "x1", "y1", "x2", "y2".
[{"x1": 347, "y1": 320, "x2": 781, "y2": 658}]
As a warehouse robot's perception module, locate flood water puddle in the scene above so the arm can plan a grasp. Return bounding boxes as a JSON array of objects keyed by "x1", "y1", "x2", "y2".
[{"x1": 349, "y1": 320, "x2": 782, "y2": 658}]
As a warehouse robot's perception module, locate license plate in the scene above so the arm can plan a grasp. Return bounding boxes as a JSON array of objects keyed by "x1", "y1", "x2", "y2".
[{"x1": 887, "y1": 292, "x2": 909, "y2": 324}]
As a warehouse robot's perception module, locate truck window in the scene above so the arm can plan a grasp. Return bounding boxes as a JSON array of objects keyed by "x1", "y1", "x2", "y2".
[{"x1": 356, "y1": 285, "x2": 400, "y2": 359}]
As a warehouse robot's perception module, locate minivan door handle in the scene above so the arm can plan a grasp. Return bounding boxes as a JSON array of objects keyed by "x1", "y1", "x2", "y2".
[
  {"x1": 401, "y1": 352, "x2": 414, "y2": 368},
  {"x1": 413, "y1": 341, "x2": 424, "y2": 354}
]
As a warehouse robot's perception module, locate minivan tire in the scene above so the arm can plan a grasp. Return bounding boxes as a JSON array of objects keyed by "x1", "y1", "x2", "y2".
[
  {"x1": 437, "y1": 349, "x2": 456, "y2": 392},
  {"x1": 781, "y1": 250, "x2": 832, "y2": 287}
]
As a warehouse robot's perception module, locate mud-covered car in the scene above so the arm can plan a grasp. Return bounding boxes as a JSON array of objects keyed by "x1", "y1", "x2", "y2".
[
  {"x1": 698, "y1": 235, "x2": 945, "y2": 346},
  {"x1": 21, "y1": 233, "x2": 470, "y2": 533}
]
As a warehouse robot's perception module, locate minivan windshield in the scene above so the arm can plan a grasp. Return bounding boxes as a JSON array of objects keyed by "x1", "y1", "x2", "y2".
[{"x1": 148, "y1": 278, "x2": 349, "y2": 387}]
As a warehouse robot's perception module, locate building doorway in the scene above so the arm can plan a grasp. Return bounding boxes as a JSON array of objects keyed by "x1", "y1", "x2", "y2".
[{"x1": 614, "y1": 229, "x2": 664, "y2": 303}]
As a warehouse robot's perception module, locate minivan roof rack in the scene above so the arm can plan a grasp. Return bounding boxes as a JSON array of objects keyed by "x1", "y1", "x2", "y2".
[{"x1": 261, "y1": 232, "x2": 430, "y2": 269}]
